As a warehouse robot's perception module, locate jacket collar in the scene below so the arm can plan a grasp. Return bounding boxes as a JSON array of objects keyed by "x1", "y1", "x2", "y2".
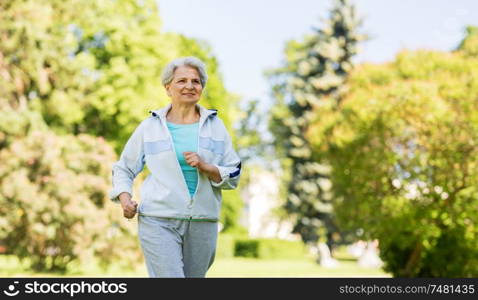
[{"x1": 149, "y1": 103, "x2": 216, "y2": 126}]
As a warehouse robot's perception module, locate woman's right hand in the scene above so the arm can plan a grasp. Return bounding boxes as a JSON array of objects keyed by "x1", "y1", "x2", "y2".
[{"x1": 119, "y1": 192, "x2": 138, "y2": 219}]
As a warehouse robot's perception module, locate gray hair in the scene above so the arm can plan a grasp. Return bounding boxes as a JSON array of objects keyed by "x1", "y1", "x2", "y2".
[{"x1": 161, "y1": 56, "x2": 208, "y2": 87}]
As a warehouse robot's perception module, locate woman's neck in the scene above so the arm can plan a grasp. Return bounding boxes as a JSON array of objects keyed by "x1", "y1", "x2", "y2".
[{"x1": 166, "y1": 102, "x2": 200, "y2": 124}]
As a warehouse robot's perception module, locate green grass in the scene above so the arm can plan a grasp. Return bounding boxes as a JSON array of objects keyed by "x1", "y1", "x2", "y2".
[
  {"x1": 0, "y1": 255, "x2": 147, "y2": 278},
  {"x1": 0, "y1": 254, "x2": 390, "y2": 277},
  {"x1": 207, "y1": 257, "x2": 389, "y2": 277}
]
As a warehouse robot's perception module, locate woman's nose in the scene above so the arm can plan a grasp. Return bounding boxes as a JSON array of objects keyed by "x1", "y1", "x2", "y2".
[{"x1": 185, "y1": 81, "x2": 194, "y2": 89}]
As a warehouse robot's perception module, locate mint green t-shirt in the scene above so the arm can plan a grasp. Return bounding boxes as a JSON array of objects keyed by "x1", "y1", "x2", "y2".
[{"x1": 166, "y1": 122, "x2": 199, "y2": 197}]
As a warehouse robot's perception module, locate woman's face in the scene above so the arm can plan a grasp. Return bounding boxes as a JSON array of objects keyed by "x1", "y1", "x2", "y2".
[{"x1": 166, "y1": 66, "x2": 203, "y2": 105}]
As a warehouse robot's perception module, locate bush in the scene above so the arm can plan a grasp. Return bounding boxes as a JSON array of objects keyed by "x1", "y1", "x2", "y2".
[
  {"x1": 258, "y1": 239, "x2": 308, "y2": 259},
  {"x1": 234, "y1": 239, "x2": 260, "y2": 258},
  {"x1": 0, "y1": 130, "x2": 141, "y2": 272},
  {"x1": 220, "y1": 189, "x2": 246, "y2": 234},
  {"x1": 234, "y1": 238, "x2": 307, "y2": 259},
  {"x1": 216, "y1": 234, "x2": 236, "y2": 259}
]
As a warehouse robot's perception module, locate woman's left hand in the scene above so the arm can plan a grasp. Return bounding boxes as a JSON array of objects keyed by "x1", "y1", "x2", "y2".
[
  {"x1": 183, "y1": 152, "x2": 204, "y2": 169},
  {"x1": 183, "y1": 151, "x2": 222, "y2": 183}
]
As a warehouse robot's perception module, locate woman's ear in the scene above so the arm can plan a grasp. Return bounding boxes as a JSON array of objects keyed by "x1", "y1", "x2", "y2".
[{"x1": 165, "y1": 84, "x2": 171, "y2": 97}]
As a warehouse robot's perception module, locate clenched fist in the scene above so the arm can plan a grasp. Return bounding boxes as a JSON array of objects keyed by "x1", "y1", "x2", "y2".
[
  {"x1": 183, "y1": 152, "x2": 222, "y2": 183},
  {"x1": 119, "y1": 192, "x2": 138, "y2": 219},
  {"x1": 183, "y1": 151, "x2": 204, "y2": 169}
]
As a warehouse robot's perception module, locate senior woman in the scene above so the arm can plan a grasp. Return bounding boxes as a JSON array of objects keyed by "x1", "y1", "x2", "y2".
[{"x1": 109, "y1": 56, "x2": 241, "y2": 278}]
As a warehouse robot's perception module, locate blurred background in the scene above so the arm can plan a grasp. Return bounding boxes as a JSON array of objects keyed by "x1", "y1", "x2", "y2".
[{"x1": 1, "y1": 0, "x2": 477, "y2": 277}]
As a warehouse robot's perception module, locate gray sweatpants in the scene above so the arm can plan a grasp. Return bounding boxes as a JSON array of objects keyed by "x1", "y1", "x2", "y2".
[{"x1": 138, "y1": 215, "x2": 218, "y2": 278}]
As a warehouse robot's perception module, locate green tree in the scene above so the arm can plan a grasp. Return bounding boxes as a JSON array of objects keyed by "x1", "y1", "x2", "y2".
[
  {"x1": 268, "y1": 0, "x2": 364, "y2": 251},
  {"x1": 0, "y1": 0, "x2": 238, "y2": 153},
  {"x1": 310, "y1": 27, "x2": 478, "y2": 276}
]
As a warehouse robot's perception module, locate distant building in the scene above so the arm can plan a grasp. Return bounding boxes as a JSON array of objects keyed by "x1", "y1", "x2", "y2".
[{"x1": 240, "y1": 167, "x2": 299, "y2": 241}]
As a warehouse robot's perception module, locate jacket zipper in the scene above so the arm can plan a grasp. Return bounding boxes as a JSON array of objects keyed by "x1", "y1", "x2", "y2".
[
  {"x1": 162, "y1": 111, "x2": 208, "y2": 211},
  {"x1": 190, "y1": 115, "x2": 207, "y2": 207}
]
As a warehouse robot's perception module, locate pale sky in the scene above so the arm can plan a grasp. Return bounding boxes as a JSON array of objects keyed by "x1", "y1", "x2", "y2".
[{"x1": 158, "y1": 0, "x2": 478, "y2": 102}]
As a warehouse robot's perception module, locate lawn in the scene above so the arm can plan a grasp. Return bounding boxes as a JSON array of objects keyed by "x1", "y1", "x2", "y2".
[
  {"x1": 0, "y1": 255, "x2": 390, "y2": 278},
  {"x1": 208, "y1": 257, "x2": 390, "y2": 277}
]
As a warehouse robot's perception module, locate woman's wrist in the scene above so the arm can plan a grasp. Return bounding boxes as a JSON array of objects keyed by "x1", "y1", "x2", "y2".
[
  {"x1": 198, "y1": 162, "x2": 222, "y2": 183},
  {"x1": 198, "y1": 161, "x2": 213, "y2": 175}
]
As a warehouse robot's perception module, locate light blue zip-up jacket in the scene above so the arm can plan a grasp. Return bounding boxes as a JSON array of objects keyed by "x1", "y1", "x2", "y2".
[{"x1": 109, "y1": 103, "x2": 241, "y2": 221}]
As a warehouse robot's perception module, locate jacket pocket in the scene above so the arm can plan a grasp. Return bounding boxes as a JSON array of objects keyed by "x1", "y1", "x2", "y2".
[{"x1": 139, "y1": 176, "x2": 175, "y2": 214}]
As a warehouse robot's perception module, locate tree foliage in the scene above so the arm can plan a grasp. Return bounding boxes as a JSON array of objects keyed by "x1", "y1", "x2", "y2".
[
  {"x1": 309, "y1": 27, "x2": 478, "y2": 276},
  {"x1": 0, "y1": 0, "x2": 238, "y2": 152},
  {"x1": 268, "y1": 0, "x2": 364, "y2": 248}
]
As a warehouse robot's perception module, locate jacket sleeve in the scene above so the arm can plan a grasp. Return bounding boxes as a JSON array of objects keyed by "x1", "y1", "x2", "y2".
[
  {"x1": 210, "y1": 122, "x2": 242, "y2": 190},
  {"x1": 109, "y1": 122, "x2": 146, "y2": 203}
]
